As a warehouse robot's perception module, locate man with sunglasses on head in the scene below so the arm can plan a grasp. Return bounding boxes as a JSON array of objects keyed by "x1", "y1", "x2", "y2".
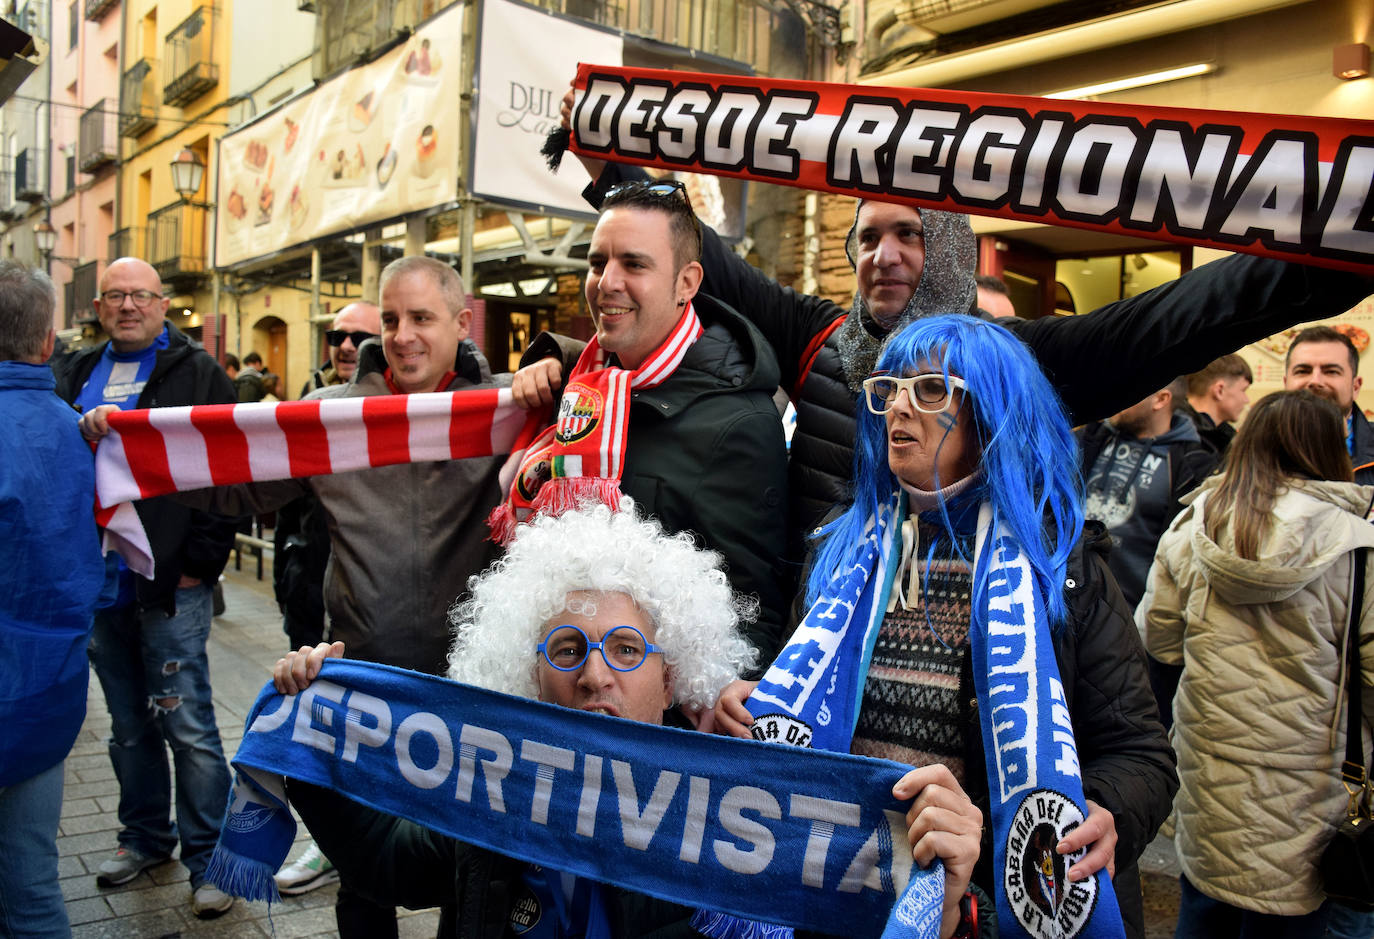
[
  {"x1": 544, "y1": 98, "x2": 1374, "y2": 567},
  {"x1": 52, "y1": 257, "x2": 241, "y2": 919},
  {"x1": 512, "y1": 179, "x2": 790, "y2": 665},
  {"x1": 301, "y1": 301, "x2": 380, "y2": 396}
]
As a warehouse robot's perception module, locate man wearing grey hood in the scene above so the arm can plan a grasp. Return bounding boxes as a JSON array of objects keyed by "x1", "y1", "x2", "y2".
[{"x1": 540, "y1": 151, "x2": 1374, "y2": 563}]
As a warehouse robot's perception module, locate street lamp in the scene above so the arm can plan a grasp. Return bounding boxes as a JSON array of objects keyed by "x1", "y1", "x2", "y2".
[
  {"x1": 32, "y1": 218, "x2": 56, "y2": 256},
  {"x1": 170, "y1": 147, "x2": 205, "y2": 202}
]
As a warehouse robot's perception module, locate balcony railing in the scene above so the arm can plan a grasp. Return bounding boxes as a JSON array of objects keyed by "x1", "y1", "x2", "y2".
[
  {"x1": 148, "y1": 202, "x2": 208, "y2": 281},
  {"x1": 14, "y1": 148, "x2": 44, "y2": 201},
  {"x1": 164, "y1": 5, "x2": 219, "y2": 107},
  {"x1": 120, "y1": 59, "x2": 159, "y2": 137},
  {"x1": 16, "y1": 0, "x2": 45, "y2": 39},
  {"x1": 109, "y1": 225, "x2": 147, "y2": 261},
  {"x1": 79, "y1": 99, "x2": 118, "y2": 171},
  {"x1": 85, "y1": 0, "x2": 118, "y2": 20},
  {"x1": 66, "y1": 261, "x2": 101, "y2": 327}
]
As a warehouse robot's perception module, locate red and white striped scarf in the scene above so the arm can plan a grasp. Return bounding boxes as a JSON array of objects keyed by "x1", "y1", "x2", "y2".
[
  {"x1": 94, "y1": 388, "x2": 546, "y2": 577},
  {"x1": 488, "y1": 302, "x2": 703, "y2": 544}
]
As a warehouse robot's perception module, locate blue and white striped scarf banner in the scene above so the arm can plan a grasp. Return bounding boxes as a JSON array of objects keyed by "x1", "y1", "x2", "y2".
[
  {"x1": 208, "y1": 659, "x2": 940, "y2": 936},
  {"x1": 747, "y1": 497, "x2": 1125, "y2": 939}
]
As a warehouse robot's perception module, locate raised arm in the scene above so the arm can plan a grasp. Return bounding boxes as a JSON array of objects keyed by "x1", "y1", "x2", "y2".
[{"x1": 1010, "y1": 254, "x2": 1374, "y2": 426}]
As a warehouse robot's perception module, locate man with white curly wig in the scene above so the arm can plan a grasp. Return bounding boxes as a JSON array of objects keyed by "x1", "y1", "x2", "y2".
[
  {"x1": 272, "y1": 501, "x2": 762, "y2": 936},
  {"x1": 444, "y1": 499, "x2": 757, "y2": 722}
]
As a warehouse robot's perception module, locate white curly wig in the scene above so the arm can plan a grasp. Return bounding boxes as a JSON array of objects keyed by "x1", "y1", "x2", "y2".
[{"x1": 446, "y1": 500, "x2": 758, "y2": 711}]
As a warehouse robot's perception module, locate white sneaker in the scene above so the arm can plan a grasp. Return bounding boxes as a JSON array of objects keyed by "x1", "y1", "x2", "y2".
[
  {"x1": 274, "y1": 841, "x2": 339, "y2": 896},
  {"x1": 191, "y1": 882, "x2": 234, "y2": 919}
]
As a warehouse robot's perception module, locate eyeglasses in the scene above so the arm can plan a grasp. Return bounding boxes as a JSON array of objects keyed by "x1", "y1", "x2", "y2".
[
  {"x1": 101, "y1": 289, "x2": 162, "y2": 308},
  {"x1": 325, "y1": 329, "x2": 379, "y2": 347},
  {"x1": 536, "y1": 624, "x2": 662, "y2": 673},
  {"x1": 605, "y1": 179, "x2": 694, "y2": 213},
  {"x1": 862, "y1": 372, "x2": 968, "y2": 415}
]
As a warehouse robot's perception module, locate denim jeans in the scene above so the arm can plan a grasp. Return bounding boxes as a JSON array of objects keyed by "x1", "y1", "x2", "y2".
[
  {"x1": 0, "y1": 761, "x2": 69, "y2": 938},
  {"x1": 1327, "y1": 902, "x2": 1374, "y2": 939},
  {"x1": 87, "y1": 584, "x2": 231, "y2": 885},
  {"x1": 1176, "y1": 874, "x2": 1332, "y2": 939}
]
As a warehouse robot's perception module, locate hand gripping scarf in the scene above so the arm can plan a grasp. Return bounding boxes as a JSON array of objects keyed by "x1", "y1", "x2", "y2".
[
  {"x1": 745, "y1": 495, "x2": 1126, "y2": 939},
  {"x1": 90, "y1": 389, "x2": 546, "y2": 576},
  {"x1": 487, "y1": 302, "x2": 703, "y2": 543},
  {"x1": 209, "y1": 659, "x2": 928, "y2": 937}
]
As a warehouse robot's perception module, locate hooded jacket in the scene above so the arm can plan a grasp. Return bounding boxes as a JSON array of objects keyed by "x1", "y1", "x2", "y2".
[
  {"x1": 1139, "y1": 478, "x2": 1374, "y2": 914},
  {"x1": 52, "y1": 321, "x2": 240, "y2": 614},
  {"x1": 1078, "y1": 412, "x2": 1219, "y2": 611},
  {"x1": 181, "y1": 338, "x2": 507, "y2": 674},
  {"x1": 582, "y1": 165, "x2": 1374, "y2": 561},
  {"x1": 522, "y1": 295, "x2": 790, "y2": 664},
  {"x1": 0, "y1": 361, "x2": 105, "y2": 787}
]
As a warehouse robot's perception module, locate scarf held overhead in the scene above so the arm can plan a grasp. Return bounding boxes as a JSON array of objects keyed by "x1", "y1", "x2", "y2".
[
  {"x1": 210, "y1": 659, "x2": 921, "y2": 936},
  {"x1": 746, "y1": 496, "x2": 1124, "y2": 939},
  {"x1": 568, "y1": 64, "x2": 1374, "y2": 273},
  {"x1": 92, "y1": 389, "x2": 546, "y2": 577},
  {"x1": 489, "y1": 301, "x2": 703, "y2": 543}
]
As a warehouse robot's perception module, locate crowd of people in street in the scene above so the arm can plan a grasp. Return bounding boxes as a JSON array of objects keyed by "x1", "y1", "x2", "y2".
[{"x1": 5, "y1": 81, "x2": 1374, "y2": 939}]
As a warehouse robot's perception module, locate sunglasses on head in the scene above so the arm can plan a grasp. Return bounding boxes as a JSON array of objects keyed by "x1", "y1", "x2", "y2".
[
  {"x1": 326, "y1": 330, "x2": 378, "y2": 347},
  {"x1": 605, "y1": 179, "x2": 693, "y2": 212}
]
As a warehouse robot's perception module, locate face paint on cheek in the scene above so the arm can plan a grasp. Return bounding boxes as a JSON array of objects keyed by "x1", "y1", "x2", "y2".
[{"x1": 935, "y1": 411, "x2": 957, "y2": 432}]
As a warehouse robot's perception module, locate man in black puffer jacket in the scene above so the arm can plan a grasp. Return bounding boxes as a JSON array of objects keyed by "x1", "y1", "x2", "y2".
[{"x1": 562, "y1": 157, "x2": 1374, "y2": 566}]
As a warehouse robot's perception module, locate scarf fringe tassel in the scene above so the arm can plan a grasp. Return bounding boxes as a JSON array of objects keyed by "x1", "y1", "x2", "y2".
[
  {"x1": 205, "y1": 844, "x2": 281, "y2": 904},
  {"x1": 690, "y1": 910, "x2": 794, "y2": 939},
  {"x1": 486, "y1": 477, "x2": 624, "y2": 545}
]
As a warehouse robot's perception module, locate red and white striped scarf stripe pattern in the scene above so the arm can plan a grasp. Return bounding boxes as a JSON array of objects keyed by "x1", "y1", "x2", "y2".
[
  {"x1": 94, "y1": 388, "x2": 547, "y2": 577},
  {"x1": 488, "y1": 303, "x2": 703, "y2": 543}
]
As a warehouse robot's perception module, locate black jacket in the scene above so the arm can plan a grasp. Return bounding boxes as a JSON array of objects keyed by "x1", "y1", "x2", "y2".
[
  {"x1": 584, "y1": 164, "x2": 1374, "y2": 554},
  {"x1": 524, "y1": 296, "x2": 790, "y2": 666},
  {"x1": 288, "y1": 780, "x2": 701, "y2": 939},
  {"x1": 1352, "y1": 406, "x2": 1374, "y2": 486},
  {"x1": 52, "y1": 323, "x2": 239, "y2": 614},
  {"x1": 963, "y1": 521, "x2": 1174, "y2": 939}
]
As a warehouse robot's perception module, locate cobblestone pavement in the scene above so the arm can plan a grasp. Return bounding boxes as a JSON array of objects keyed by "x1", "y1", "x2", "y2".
[
  {"x1": 57, "y1": 557, "x2": 1181, "y2": 937},
  {"x1": 58, "y1": 560, "x2": 441, "y2": 938}
]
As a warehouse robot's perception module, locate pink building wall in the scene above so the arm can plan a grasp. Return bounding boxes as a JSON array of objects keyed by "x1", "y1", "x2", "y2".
[{"x1": 49, "y1": 1, "x2": 121, "y2": 329}]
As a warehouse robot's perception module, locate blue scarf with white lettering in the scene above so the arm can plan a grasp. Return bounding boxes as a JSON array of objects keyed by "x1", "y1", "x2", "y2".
[
  {"x1": 746, "y1": 495, "x2": 1125, "y2": 939},
  {"x1": 208, "y1": 660, "x2": 931, "y2": 936}
]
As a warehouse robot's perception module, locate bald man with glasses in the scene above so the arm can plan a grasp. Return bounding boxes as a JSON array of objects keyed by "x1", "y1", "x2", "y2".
[{"x1": 52, "y1": 257, "x2": 241, "y2": 919}]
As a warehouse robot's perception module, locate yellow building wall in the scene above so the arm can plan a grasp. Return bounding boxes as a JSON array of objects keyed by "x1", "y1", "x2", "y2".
[{"x1": 117, "y1": 0, "x2": 235, "y2": 358}]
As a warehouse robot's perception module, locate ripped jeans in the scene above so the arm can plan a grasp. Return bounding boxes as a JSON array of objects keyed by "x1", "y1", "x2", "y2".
[{"x1": 88, "y1": 584, "x2": 231, "y2": 884}]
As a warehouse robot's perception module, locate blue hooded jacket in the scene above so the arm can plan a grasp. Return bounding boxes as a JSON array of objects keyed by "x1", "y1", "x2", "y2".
[{"x1": 0, "y1": 360, "x2": 104, "y2": 785}]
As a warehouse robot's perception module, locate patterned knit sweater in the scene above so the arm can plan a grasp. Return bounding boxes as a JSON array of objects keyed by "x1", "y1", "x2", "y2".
[{"x1": 850, "y1": 517, "x2": 975, "y2": 789}]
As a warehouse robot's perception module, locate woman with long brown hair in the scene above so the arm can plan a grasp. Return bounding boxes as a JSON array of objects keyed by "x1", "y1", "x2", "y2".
[{"x1": 1140, "y1": 389, "x2": 1374, "y2": 937}]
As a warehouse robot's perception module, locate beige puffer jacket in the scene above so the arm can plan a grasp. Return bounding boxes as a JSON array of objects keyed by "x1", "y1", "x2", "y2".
[{"x1": 1138, "y1": 477, "x2": 1374, "y2": 914}]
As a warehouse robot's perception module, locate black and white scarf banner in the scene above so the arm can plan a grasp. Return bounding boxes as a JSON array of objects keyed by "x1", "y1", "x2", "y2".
[{"x1": 569, "y1": 64, "x2": 1374, "y2": 273}]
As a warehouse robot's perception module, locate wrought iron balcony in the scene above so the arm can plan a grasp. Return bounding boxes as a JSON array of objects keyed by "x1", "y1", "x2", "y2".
[
  {"x1": 148, "y1": 202, "x2": 208, "y2": 283},
  {"x1": 120, "y1": 59, "x2": 158, "y2": 137},
  {"x1": 164, "y1": 5, "x2": 219, "y2": 108},
  {"x1": 14, "y1": 148, "x2": 44, "y2": 202},
  {"x1": 85, "y1": 0, "x2": 119, "y2": 20},
  {"x1": 109, "y1": 226, "x2": 147, "y2": 261},
  {"x1": 79, "y1": 99, "x2": 118, "y2": 172},
  {"x1": 66, "y1": 260, "x2": 101, "y2": 327}
]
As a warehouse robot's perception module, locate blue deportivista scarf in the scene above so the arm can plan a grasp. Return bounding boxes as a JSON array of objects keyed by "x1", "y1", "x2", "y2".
[
  {"x1": 746, "y1": 496, "x2": 1126, "y2": 939},
  {"x1": 209, "y1": 660, "x2": 923, "y2": 936}
]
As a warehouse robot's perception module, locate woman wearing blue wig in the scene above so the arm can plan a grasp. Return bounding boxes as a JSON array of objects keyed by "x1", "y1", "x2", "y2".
[{"x1": 715, "y1": 315, "x2": 1176, "y2": 939}]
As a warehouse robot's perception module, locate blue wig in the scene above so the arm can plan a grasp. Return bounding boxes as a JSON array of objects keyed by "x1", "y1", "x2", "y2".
[{"x1": 805, "y1": 315, "x2": 1085, "y2": 630}]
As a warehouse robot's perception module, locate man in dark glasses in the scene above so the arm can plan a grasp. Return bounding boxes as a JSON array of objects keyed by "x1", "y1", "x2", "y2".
[{"x1": 301, "y1": 301, "x2": 381, "y2": 396}]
